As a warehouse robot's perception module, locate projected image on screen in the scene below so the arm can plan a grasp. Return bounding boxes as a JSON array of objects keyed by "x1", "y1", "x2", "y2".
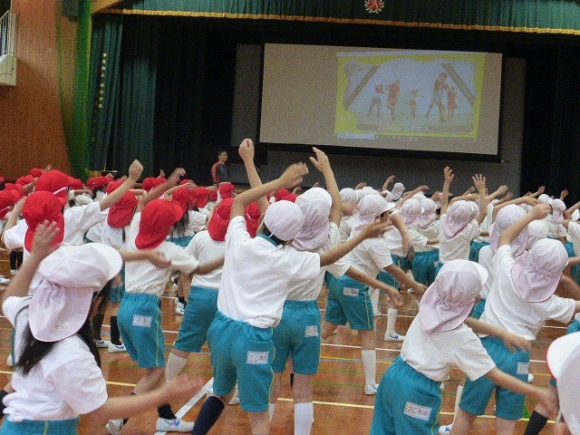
[
  {"x1": 337, "y1": 51, "x2": 482, "y2": 139},
  {"x1": 260, "y1": 44, "x2": 502, "y2": 156}
]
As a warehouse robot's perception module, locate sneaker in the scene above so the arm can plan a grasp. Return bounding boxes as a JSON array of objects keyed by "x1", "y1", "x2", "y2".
[
  {"x1": 528, "y1": 373, "x2": 535, "y2": 383},
  {"x1": 0, "y1": 277, "x2": 10, "y2": 285},
  {"x1": 95, "y1": 339, "x2": 110, "y2": 348},
  {"x1": 438, "y1": 424, "x2": 453, "y2": 434},
  {"x1": 374, "y1": 310, "x2": 382, "y2": 317},
  {"x1": 156, "y1": 417, "x2": 195, "y2": 432},
  {"x1": 106, "y1": 419, "x2": 124, "y2": 435},
  {"x1": 175, "y1": 303, "x2": 185, "y2": 315},
  {"x1": 6, "y1": 354, "x2": 13, "y2": 367},
  {"x1": 10, "y1": 269, "x2": 17, "y2": 276},
  {"x1": 364, "y1": 384, "x2": 379, "y2": 395},
  {"x1": 384, "y1": 331, "x2": 405, "y2": 342},
  {"x1": 108, "y1": 342, "x2": 127, "y2": 353}
]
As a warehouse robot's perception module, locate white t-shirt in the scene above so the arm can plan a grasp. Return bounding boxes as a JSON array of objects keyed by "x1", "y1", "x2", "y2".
[
  {"x1": 478, "y1": 245, "x2": 494, "y2": 299},
  {"x1": 286, "y1": 223, "x2": 350, "y2": 301},
  {"x1": 2, "y1": 297, "x2": 108, "y2": 421},
  {"x1": 124, "y1": 213, "x2": 199, "y2": 297},
  {"x1": 438, "y1": 214, "x2": 480, "y2": 263},
  {"x1": 402, "y1": 315, "x2": 495, "y2": 382},
  {"x1": 412, "y1": 219, "x2": 440, "y2": 251},
  {"x1": 567, "y1": 221, "x2": 580, "y2": 257},
  {"x1": 217, "y1": 216, "x2": 320, "y2": 328},
  {"x1": 383, "y1": 227, "x2": 428, "y2": 257},
  {"x1": 481, "y1": 245, "x2": 576, "y2": 340},
  {"x1": 185, "y1": 230, "x2": 224, "y2": 290},
  {"x1": 345, "y1": 235, "x2": 393, "y2": 278}
]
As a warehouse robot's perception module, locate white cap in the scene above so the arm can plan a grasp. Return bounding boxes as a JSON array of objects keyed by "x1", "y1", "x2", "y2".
[{"x1": 263, "y1": 200, "x2": 304, "y2": 242}]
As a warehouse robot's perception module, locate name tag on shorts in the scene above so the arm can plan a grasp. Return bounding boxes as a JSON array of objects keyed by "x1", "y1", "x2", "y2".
[
  {"x1": 404, "y1": 401, "x2": 432, "y2": 421},
  {"x1": 517, "y1": 362, "x2": 529, "y2": 376},
  {"x1": 343, "y1": 287, "x2": 359, "y2": 297},
  {"x1": 132, "y1": 315, "x2": 152, "y2": 328},
  {"x1": 305, "y1": 325, "x2": 319, "y2": 337},
  {"x1": 247, "y1": 351, "x2": 269, "y2": 365}
]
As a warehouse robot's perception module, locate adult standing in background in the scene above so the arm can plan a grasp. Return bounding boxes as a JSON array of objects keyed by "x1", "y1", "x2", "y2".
[{"x1": 211, "y1": 150, "x2": 231, "y2": 187}]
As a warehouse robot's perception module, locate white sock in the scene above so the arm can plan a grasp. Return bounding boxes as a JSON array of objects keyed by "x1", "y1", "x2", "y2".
[
  {"x1": 361, "y1": 349, "x2": 376, "y2": 386},
  {"x1": 269, "y1": 403, "x2": 276, "y2": 422},
  {"x1": 165, "y1": 352, "x2": 187, "y2": 382},
  {"x1": 385, "y1": 308, "x2": 398, "y2": 335},
  {"x1": 294, "y1": 402, "x2": 314, "y2": 435},
  {"x1": 371, "y1": 289, "x2": 379, "y2": 313}
]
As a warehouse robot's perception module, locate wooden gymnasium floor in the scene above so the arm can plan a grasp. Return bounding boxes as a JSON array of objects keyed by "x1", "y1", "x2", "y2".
[{"x1": 0, "y1": 255, "x2": 566, "y2": 435}]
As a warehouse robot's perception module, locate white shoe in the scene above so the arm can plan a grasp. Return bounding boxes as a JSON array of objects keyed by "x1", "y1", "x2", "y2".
[
  {"x1": 10, "y1": 269, "x2": 17, "y2": 276},
  {"x1": 95, "y1": 339, "x2": 110, "y2": 348},
  {"x1": 438, "y1": 423, "x2": 453, "y2": 434},
  {"x1": 528, "y1": 373, "x2": 535, "y2": 383},
  {"x1": 156, "y1": 417, "x2": 195, "y2": 432},
  {"x1": 0, "y1": 277, "x2": 10, "y2": 285},
  {"x1": 6, "y1": 354, "x2": 13, "y2": 367},
  {"x1": 364, "y1": 384, "x2": 379, "y2": 395},
  {"x1": 108, "y1": 342, "x2": 127, "y2": 353},
  {"x1": 374, "y1": 310, "x2": 382, "y2": 317},
  {"x1": 384, "y1": 331, "x2": 405, "y2": 342},
  {"x1": 106, "y1": 419, "x2": 124, "y2": 435},
  {"x1": 175, "y1": 303, "x2": 185, "y2": 315}
]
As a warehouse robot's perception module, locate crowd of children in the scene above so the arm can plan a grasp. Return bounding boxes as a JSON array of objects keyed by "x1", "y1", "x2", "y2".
[{"x1": 0, "y1": 146, "x2": 580, "y2": 435}]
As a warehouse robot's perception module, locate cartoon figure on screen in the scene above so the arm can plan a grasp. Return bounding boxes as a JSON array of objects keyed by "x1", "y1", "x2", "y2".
[
  {"x1": 409, "y1": 89, "x2": 423, "y2": 117},
  {"x1": 425, "y1": 72, "x2": 449, "y2": 122},
  {"x1": 367, "y1": 83, "x2": 385, "y2": 117},
  {"x1": 447, "y1": 87, "x2": 459, "y2": 118},
  {"x1": 387, "y1": 80, "x2": 401, "y2": 121}
]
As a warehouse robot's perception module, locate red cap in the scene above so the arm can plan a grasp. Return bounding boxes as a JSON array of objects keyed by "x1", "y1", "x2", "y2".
[
  {"x1": 87, "y1": 175, "x2": 111, "y2": 190},
  {"x1": 35, "y1": 170, "x2": 71, "y2": 205},
  {"x1": 106, "y1": 180, "x2": 124, "y2": 194},
  {"x1": 218, "y1": 183, "x2": 236, "y2": 199},
  {"x1": 195, "y1": 187, "x2": 210, "y2": 209},
  {"x1": 207, "y1": 198, "x2": 234, "y2": 241},
  {"x1": 135, "y1": 199, "x2": 185, "y2": 250},
  {"x1": 172, "y1": 188, "x2": 195, "y2": 213},
  {"x1": 107, "y1": 192, "x2": 138, "y2": 228},
  {"x1": 29, "y1": 167, "x2": 44, "y2": 178},
  {"x1": 244, "y1": 201, "x2": 262, "y2": 238},
  {"x1": 23, "y1": 191, "x2": 65, "y2": 251},
  {"x1": 0, "y1": 190, "x2": 21, "y2": 220},
  {"x1": 16, "y1": 175, "x2": 34, "y2": 186}
]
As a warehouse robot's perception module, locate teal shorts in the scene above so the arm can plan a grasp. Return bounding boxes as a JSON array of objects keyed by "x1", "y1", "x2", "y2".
[
  {"x1": 412, "y1": 250, "x2": 439, "y2": 286},
  {"x1": 208, "y1": 311, "x2": 274, "y2": 413},
  {"x1": 271, "y1": 300, "x2": 321, "y2": 374},
  {"x1": 173, "y1": 286, "x2": 218, "y2": 353},
  {"x1": 470, "y1": 298, "x2": 486, "y2": 320},
  {"x1": 325, "y1": 275, "x2": 374, "y2": 330},
  {"x1": 118, "y1": 292, "x2": 165, "y2": 368},
  {"x1": 469, "y1": 241, "x2": 489, "y2": 263},
  {"x1": 459, "y1": 336, "x2": 529, "y2": 420},
  {"x1": 371, "y1": 357, "x2": 442, "y2": 435},
  {"x1": 0, "y1": 417, "x2": 79, "y2": 435}
]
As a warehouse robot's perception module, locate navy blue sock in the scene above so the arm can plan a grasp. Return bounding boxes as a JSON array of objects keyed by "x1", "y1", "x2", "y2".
[
  {"x1": 523, "y1": 411, "x2": 549, "y2": 435},
  {"x1": 158, "y1": 403, "x2": 176, "y2": 420},
  {"x1": 192, "y1": 396, "x2": 225, "y2": 435},
  {"x1": 0, "y1": 389, "x2": 8, "y2": 418}
]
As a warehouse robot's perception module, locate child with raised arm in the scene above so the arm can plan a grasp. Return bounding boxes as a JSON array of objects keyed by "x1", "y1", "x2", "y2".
[
  {"x1": 192, "y1": 149, "x2": 392, "y2": 435},
  {"x1": 0, "y1": 222, "x2": 202, "y2": 435},
  {"x1": 370, "y1": 259, "x2": 558, "y2": 435},
  {"x1": 452, "y1": 203, "x2": 580, "y2": 435}
]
